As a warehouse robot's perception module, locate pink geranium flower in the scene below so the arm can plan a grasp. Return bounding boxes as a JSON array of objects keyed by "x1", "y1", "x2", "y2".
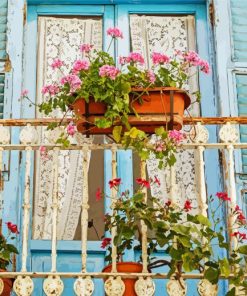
[
  {"x1": 183, "y1": 51, "x2": 201, "y2": 66},
  {"x1": 66, "y1": 122, "x2": 76, "y2": 136},
  {"x1": 147, "y1": 70, "x2": 156, "y2": 83},
  {"x1": 199, "y1": 60, "x2": 210, "y2": 74},
  {"x1": 127, "y1": 52, "x2": 145, "y2": 64},
  {"x1": 168, "y1": 130, "x2": 186, "y2": 144},
  {"x1": 152, "y1": 52, "x2": 170, "y2": 65},
  {"x1": 51, "y1": 58, "x2": 64, "y2": 70},
  {"x1": 42, "y1": 84, "x2": 60, "y2": 96},
  {"x1": 106, "y1": 27, "x2": 123, "y2": 38},
  {"x1": 72, "y1": 59, "x2": 90, "y2": 74},
  {"x1": 60, "y1": 74, "x2": 82, "y2": 92},
  {"x1": 99, "y1": 65, "x2": 120, "y2": 80},
  {"x1": 80, "y1": 44, "x2": 93, "y2": 53},
  {"x1": 21, "y1": 89, "x2": 29, "y2": 97},
  {"x1": 39, "y1": 146, "x2": 50, "y2": 161}
]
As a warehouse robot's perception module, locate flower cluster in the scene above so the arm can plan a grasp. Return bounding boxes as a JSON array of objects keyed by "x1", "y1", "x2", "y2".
[
  {"x1": 152, "y1": 52, "x2": 170, "y2": 64},
  {"x1": 42, "y1": 84, "x2": 60, "y2": 96},
  {"x1": 108, "y1": 178, "x2": 121, "y2": 188},
  {"x1": 6, "y1": 222, "x2": 19, "y2": 234},
  {"x1": 80, "y1": 43, "x2": 93, "y2": 53},
  {"x1": 183, "y1": 51, "x2": 210, "y2": 74},
  {"x1": 99, "y1": 65, "x2": 120, "y2": 80},
  {"x1": 119, "y1": 52, "x2": 145, "y2": 65},
  {"x1": 168, "y1": 130, "x2": 186, "y2": 144},
  {"x1": 60, "y1": 74, "x2": 82, "y2": 92},
  {"x1": 72, "y1": 59, "x2": 90, "y2": 74},
  {"x1": 51, "y1": 58, "x2": 64, "y2": 70},
  {"x1": 35, "y1": 27, "x2": 210, "y2": 166},
  {"x1": 106, "y1": 27, "x2": 123, "y2": 38}
]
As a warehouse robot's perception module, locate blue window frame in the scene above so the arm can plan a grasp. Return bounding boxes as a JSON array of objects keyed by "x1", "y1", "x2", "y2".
[{"x1": 9, "y1": 1, "x2": 227, "y2": 295}]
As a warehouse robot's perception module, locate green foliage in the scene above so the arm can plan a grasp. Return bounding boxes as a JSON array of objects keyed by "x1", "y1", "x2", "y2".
[
  {"x1": 0, "y1": 233, "x2": 19, "y2": 270},
  {"x1": 102, "y1": 184, "x2": 247, "y2": 294},
  {"x1": 36, "y1": 43, "x2": 204, "y2": 167}
]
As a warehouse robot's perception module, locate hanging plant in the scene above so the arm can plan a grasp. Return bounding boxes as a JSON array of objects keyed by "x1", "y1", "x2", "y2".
[{"x1": 21, "y1": 27, "x2": 210, "y2": 167}]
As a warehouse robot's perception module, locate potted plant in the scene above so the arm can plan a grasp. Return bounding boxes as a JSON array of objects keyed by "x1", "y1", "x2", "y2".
[
  {"x1": 99, "y1": 179, "x2": 247, "y2": 296},
  {"x1": 0, "y1": 222, "x2": 19, "y2": 296},
  {"x1": 20, "y1": 27, "x2": 210, "y2": 167}
]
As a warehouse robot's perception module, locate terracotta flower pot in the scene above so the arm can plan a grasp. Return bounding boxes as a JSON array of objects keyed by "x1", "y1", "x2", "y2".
[
  {"x1": 73, "y1": 87, "x2": 191, "y2": 134},
  {"x1": 0, "y1": 269, "x2": 13, "y2": 296},
  {"x1": 102, "y1": 262, "x2": 143, "y2": 296}
]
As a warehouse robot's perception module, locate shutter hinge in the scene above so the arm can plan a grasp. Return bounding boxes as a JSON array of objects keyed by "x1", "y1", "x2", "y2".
[{"x1": 209, "y1": 1, "x2": 215, "y2": 27}]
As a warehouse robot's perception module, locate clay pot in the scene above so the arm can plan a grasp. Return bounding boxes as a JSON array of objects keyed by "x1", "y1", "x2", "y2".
[
  {"x1": 0, "y1": 269, "x2": 13, "y2": 296},
  {"x1": 102, "y1": 262, "x2": 143, "y2": 296},
  {"x1": 73, "y1": 87, "x2": 191, "y2": 134}
]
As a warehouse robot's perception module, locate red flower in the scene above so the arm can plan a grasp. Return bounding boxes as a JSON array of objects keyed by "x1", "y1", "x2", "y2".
[
  {"x1": 216, "y1": 192, "x2": 231, "y2": 201},
  {"x1": 237, "y1": 212, "x2": 246, "y2": 225},
  {"x1": 136, "y1": 178, "x2": 150, "y2": 188},
  {"x1": 165, "y1": 200, "x2": 172, "y2": 207},
  {"x1": 96, "y1": 188, "x2": 103, "y2": 201},
  {"x1": 101, "y1": 237, "x2": 111, "y2": 249},
  {"x1": 231, "y1": 231, "x2": 247, "y2": 240},
  {"x1": 6, "y1": 222, "x2": 19, "y2": 234},
  {"x1": 108, "y1": 178, "x2": 121, "y2": 188},
  {"x1": 184, "y1": 200, "x2": 192, "y2": 212},
  {"x1": 154, "y1": 176, "x2": 161, "y2": 186},
  {"x1": 235, "y1": 205, "x2": 241, "y2": 212}
]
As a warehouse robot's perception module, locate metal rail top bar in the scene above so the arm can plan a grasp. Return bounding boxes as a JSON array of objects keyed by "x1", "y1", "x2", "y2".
[
  {"x1": 1, "y1": 143, "x2": 247, "y2": 150},
  {"x1": 0, "y1": 117, "x2": 247, "y2": 126},
  {"x1": 0, "y1": 272, "x2": 246, "y2": 279}
]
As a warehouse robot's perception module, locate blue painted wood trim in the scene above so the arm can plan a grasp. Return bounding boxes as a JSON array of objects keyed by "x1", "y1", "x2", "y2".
[
  {"x1": 24, "y1": 5, "x2": 115, "y2": 271},
  {"x1": 28, "y1": 0, "x2": 206, "y2": 5},
  {"x1": 2, "y1": 1, "x2": 25, "y2": 274}
]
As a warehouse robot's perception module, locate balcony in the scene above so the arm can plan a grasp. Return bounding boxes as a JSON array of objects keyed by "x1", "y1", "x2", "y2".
[{"x1": 0, "y1": 117, "x2": 246, "y2": 296}]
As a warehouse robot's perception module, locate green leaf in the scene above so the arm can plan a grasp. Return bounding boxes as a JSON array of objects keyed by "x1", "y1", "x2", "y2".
[
  {"x1": 172, "y1": 225, "x2": 190, "y2": 236},
  {"x1": 179, "y1": 236, "x2": 192, "y2": 248},
  {"x1": 122, "y1": 226, "x2": 135, "y2": 240},
  {"x1": 238, "y1": 245, "x2": 247, "y2": 255},
  {"x1": 167, "y1": 154, "x2": 176, "y2": 166},
  {"x1": 204, "y1": 267, "x2": 220, "y2": 285},
  {"x1": 6, "y1": 244, "x2": 19, "y2": 254},
  {"x1": 133, "y1": 192, "x2": 144, "y2": 202},
  {"x1": 219, "y1": 258, "x2": 230, "y2": 277},
  {"x1": 155, "y1": 126, "x2": 165, "y2": 136},
  {"x1": 226, "y1": 287, "x2": 236, "y2": 296},
  {"x1": 169, "y1": 248, "x2": 183, "y2": 260},
  {"x1": 196, "y1": 214, "x2": 211, "y2": 227},
  {"x1": 112, "y1": 126, "x2": 122, "y2": 143},
  {"x1": 182, "y1": 253, "x2": 195, "y2": 272}
]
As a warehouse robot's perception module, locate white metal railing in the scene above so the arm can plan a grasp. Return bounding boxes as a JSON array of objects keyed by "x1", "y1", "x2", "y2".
[{"x1": 0, "y1": 118, "x2": 246, "y2": 296}]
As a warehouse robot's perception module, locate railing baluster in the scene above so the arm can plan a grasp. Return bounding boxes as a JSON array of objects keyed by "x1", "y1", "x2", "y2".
[
  {"x1": 21, "y1": 147, "x2": 32, "y2": 273},
  {"x1": 13, "y1": 125, "x2": 37, "y2": 296},
  {"x1": 104, "y1": 146, "x2": 125, "y2": 296},
  {"x1": 74, "y1": 146, "x2": 94, "y2": 296},
  {"x1": 135, "y1": 160, "x2": 155, "y2": 296},
  {"x1": 43, "y1": 147, "x2": 64, "y2": 296},
  {"x1": 111, "y1": 146, "x2": 118, "y2": 273}
]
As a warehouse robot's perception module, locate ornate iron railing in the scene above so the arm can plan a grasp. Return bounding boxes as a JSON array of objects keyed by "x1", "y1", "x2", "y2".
[{"x1": 0, "y1": 118, "x2": 246, "y2": 296}]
